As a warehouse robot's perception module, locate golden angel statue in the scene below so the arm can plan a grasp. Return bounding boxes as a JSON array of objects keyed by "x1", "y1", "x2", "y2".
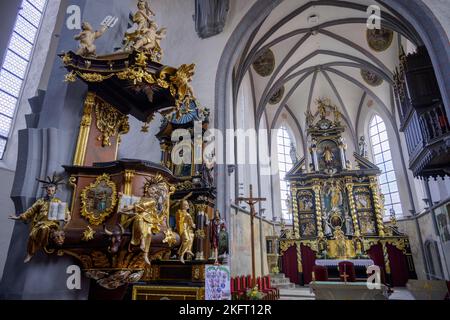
[
  {"x1": 119, "y1": 198, "x2": 162, "y2": 265},
  {"x1": 176, "y1": 200, "x2": 196, "y2": 263},
  {"x1": 9, "y1": 173, "x2": 70, "y2": 263},
  {"x1": 74, "y1": 18, "x2": 115, "y2": 57}
]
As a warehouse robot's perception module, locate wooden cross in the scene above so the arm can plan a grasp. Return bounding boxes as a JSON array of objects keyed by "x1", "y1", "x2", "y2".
[{"x1": 238, "y1": 184, "x2": 266, "y2": 283}]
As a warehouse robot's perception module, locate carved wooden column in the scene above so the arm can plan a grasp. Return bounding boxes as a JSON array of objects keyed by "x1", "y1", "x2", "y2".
[
  {"x1": 312, "y1": 183, "x2": 324, "y2": 238},
  {"x1": 345, "y1": 179, "x2": 362, "y2": 254},
  {"x1": 381, "y1": 241, "x2": 392, "y2": 284},
  {"x1": 345, "y1": 180, "x2": 360, "y2": 237},
  {"x1": 295, "y1": 241, "x2": 304, "y2": 286},
  {"x1": 291, "y1": 186, "x2": 300, "y2": 239},
  {"x1": 369, "y1": 177, "x2": 385, "y2": 237},
  {"x1": 72, "y1": 92, "x2": 129, "y2": 166}
]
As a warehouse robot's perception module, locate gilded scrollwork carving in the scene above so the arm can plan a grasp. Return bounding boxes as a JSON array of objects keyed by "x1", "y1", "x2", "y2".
[{"x1": 95, "y1": 101, "x2": 130, "y2": 147}]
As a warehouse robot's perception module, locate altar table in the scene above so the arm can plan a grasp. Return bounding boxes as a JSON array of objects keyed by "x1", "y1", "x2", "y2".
[
  {"x1": 315, "y1": 259, "x2": 374, "y2": 267},
  {"x1": 309, "y1": 281, "x2": 389, "y2": 300}
]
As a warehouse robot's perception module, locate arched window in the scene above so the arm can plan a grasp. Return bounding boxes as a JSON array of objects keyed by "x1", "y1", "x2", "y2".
[
  {"x1": 277, "y1": 126, "x2": 294, "y2": 220},
  {"x1": 369, "y1": 115, "x2": 402, "y2": 217},
  {"x1": 0, "y1": 0, "x2": 47, "y2": 159}
]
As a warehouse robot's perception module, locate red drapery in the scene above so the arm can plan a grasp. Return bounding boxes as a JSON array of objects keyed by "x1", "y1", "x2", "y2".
[
  {"x1": 367, "y1": 243, "x2": 387, "y2": 284},
  {"x1": 281, "y1": 245, "x2": 299, "y2": 284},
  {"x1": 301, "y1": 244, "x2": 316, "y2": 284},
  {"x1": 387, "y1": 243, "x2": 409, "y2": 287}
]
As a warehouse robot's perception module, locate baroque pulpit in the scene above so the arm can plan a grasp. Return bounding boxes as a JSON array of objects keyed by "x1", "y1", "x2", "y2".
[{"x1": 11, "y1": 0, "x2": 222, "y2": 300}]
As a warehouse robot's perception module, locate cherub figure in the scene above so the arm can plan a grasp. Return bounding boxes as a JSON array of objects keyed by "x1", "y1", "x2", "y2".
[
  {"x1": 74, "y1": 21, "x2": 110, "y2": 57},
  {"x1": 124, "y1": 0, "x2": 167, "y2": 62},
  {"x1": 132, "y1": 22, "x2": 167, "y2": 59}
]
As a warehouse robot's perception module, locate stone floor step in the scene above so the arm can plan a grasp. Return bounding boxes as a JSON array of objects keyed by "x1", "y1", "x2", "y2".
[
  {"x1": 279, "y1": 288, "x2": 316, "y2": 300},
  {"x1": 272, "y1": 283, "x2": 296, "y2": 289}
]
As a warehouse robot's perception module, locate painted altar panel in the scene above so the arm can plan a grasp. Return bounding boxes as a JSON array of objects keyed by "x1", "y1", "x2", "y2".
[
  {"x1": 321, "y1": 180, "x2": 353, "y2": 237},
  {"x1": 354, "y1": 186, "x2": 378, "y2": 236},
  {"x1": 317, "y1": 140, "x2": 342, "y2": 171},
  {"x1": 296, "y1": 189, "x2": 317, "y2": 238}
]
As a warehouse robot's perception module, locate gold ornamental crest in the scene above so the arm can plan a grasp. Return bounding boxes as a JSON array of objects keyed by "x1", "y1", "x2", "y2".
[{"x1": 81, "y1": 174, "x2": 117, "y2": 225}]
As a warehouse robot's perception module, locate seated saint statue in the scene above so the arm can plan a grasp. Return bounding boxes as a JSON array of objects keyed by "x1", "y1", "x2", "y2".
[
  {"x1": 9, "y1": 174, "x2": 69, "y2": 263},
  {"x1": 176, "y1": 200, "x2": 196, "y2": 263},
  {"x1": 119, "y1": 198, "x2": 162, "y2": 265}
]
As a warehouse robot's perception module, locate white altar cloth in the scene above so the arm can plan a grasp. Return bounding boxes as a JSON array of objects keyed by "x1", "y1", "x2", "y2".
[{"x1": 315, "y1": 259, "x2": 374, "y2": 267}]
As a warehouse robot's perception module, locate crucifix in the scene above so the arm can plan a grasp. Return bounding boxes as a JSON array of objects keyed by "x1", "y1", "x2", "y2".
[
  {"x1": 238, "y1": 184, "x2": 266, "y2": 284},
  {"x1": 341, "y1": 264, "x2": 349, "y2": 284}
]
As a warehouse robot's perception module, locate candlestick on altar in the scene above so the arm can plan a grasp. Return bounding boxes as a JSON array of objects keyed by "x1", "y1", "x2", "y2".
[{"x1": 237, "y1": 184, "x2": 266, "y2": 284}]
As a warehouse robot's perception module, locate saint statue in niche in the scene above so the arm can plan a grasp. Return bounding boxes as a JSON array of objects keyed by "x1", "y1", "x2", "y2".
[
  {"x1": 327, "y1": 182, "x2": 342, "y2": 209},
  {"x1": 323, "y1": 146, "x2": 334, "y2": 165},
  {"x1": 359, "y1": 136, "x2": 368, "y2": 158}
]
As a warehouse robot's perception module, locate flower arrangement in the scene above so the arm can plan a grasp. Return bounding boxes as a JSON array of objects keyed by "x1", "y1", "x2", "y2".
[{"x1": 246, "y1": 286, "x2": 264, "y2": 300}]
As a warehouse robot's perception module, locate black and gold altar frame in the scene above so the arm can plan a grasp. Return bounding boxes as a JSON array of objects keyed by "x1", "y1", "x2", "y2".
[{"x1": 279, "y1": 99, "x2": 416, "y2": 286}]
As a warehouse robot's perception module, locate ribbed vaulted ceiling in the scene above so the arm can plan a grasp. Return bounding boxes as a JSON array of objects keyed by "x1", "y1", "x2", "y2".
[{"x1": 234, "y1": 0, "x2": 419, "y2": 151}]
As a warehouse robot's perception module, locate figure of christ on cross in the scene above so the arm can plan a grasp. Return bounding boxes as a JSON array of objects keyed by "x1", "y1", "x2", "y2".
[{"x1": 237, "y1": 184, "x2": 266, "y2": 284}]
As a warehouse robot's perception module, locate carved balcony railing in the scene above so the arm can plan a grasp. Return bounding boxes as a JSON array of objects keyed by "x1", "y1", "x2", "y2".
[{"x1": 394, "y1": 46, "x2": 450, "y2": 179}]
